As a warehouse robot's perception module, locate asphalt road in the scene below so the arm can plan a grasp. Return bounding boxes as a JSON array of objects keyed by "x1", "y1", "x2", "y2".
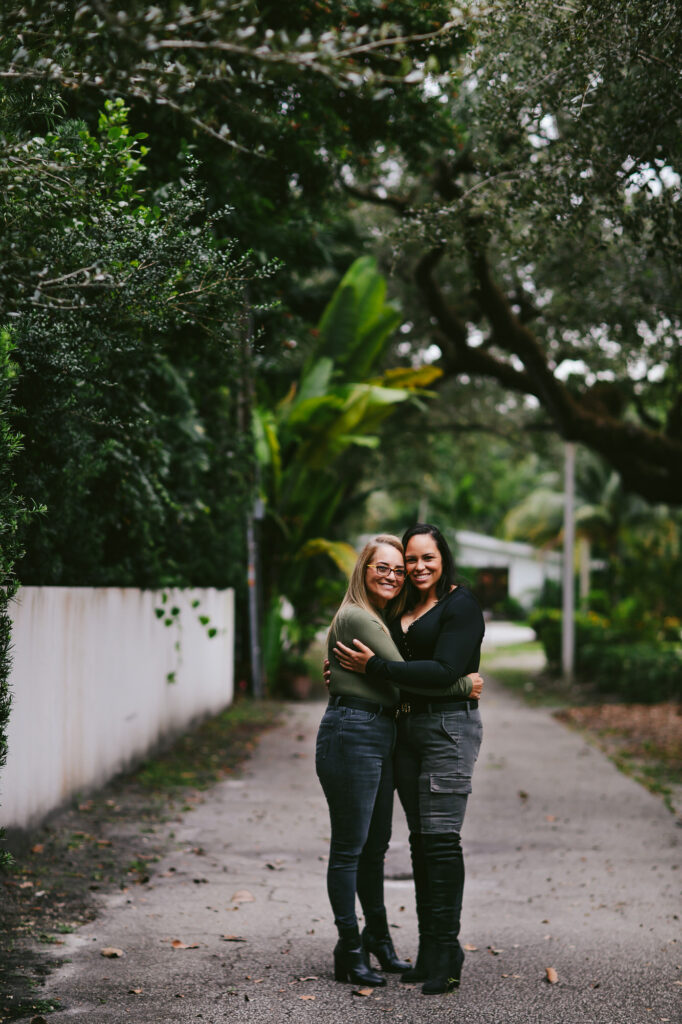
[{"x1": 28, "y1": 671, "x2": 680, "y2": 1024}]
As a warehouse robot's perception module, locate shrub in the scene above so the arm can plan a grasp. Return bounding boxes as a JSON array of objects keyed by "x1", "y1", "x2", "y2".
[
  {"x1": 529, "y1": 607, "x2": 609, "y2": 669},
  {"x1": 492, "y1": 594, "x2": 527, "y2": 622},
  {"x1": 530, "y1": 606, "x2": 682, "y2": 702},
  {"x1": 580, "y1": 643, "x2": 682, "y2": 704}
]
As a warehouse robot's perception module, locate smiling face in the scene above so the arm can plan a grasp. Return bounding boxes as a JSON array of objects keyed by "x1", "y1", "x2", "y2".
[
  {"x1": 405, "y1": 533, "x2": 443, "y2": 597},
  {"x1": 364, "y1": 542, "x2": 406, "y2": 609}
]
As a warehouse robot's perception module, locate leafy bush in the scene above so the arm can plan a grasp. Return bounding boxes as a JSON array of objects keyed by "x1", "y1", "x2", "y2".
[
  {"x1": 580, "y1": 643, "x2": 682, "y2": 704},
  {"x1": 533, "y1": 577, "x2": 563, "y2": 610},
  {"x1": 530, "y1": 606, "x2": 682, "y2": 702},
  {"x1": 4, "y1": 101, "x2": 263, "y2": 590},
  {"x1": 529, "y1": 608, "x2": 610, "y2": 669},
  {"x1": 493, "y1": 594, "x2": 527, "y2": 622}
]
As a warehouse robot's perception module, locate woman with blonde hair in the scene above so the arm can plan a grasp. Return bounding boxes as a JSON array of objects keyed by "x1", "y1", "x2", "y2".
[
  {"x1": 317, "y1": 534, "x2": 480, "y2": 987},
  {"x1": 334, "y1": 523, "x2": 485, "y2": 995}
]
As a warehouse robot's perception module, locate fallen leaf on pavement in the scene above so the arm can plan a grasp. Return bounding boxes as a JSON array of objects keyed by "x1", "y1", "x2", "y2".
[
  {"x1": 518, "y1": 790, "x2": 528, "y2": 801},
  {"x1": 353, "y1": 988, "x2": 374, "y2": 997},
  {"x1": 299, "y1": 994, "x2": 316, "y2": 1000},
  {"x1": 265, "y1": 862, "x2": 284, "y2": 870},
  {"x1": 487, "y1": 946, "x2": 504, "y2": 955},
  {"x1": 545, "y1": 815, "x2": 557, "y2": 822},
  {"x1": 298, "y1": 976, "x2": 318, "y2": 981},
  {"x1": 222, "y1": 935, "x2": 246, "y2": 942},
  {"x1": 31, "y1": 844, "x2": 44, "y2": 854},
  {"x1": 171, "y1": 939, "x2": 199, "y2": 950},
  {"x1": 128, "y1": 988, "x2": 143, "y2": 994},
  {"x1": 231, "y1": 889, "x2": 255, "y2": 903},
  {"x1": 19, "y1": 881, "x2": 34, "y2": 889},
  {"x1": 545, "y1": 966, "x2": 558, "y2": 984},
  {"x1": 100, "y1": 947, "x2": 124, "y2": 958},
  {"x1": 463, "y1": 943, "x2": 478, "y2": 951}
]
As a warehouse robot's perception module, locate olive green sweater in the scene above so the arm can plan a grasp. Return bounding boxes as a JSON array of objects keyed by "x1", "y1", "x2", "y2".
[{"x1": 328, "y1": 604, "x2": 472, "y2": 705}]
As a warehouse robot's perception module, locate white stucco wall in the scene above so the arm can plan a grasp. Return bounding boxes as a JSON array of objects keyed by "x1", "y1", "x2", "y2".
[{"x1": 2, "y1": 586, "x2": 234, "y2": 830}]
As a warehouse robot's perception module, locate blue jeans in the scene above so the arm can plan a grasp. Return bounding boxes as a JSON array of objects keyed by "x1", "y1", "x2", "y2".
[
  {"x1": 316, "y1": 703, "x2": 396, "y2": 932},
  {"x1": 394, "y1": 707, "x2": 483, "y2": 834}
]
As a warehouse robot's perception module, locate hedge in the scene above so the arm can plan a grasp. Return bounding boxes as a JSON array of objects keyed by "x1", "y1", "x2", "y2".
[{"x1": 530, "y1": 608, "x2": 682, "y2": 703}]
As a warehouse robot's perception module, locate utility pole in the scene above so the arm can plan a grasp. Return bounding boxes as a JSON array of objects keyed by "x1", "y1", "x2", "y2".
[
  {"x1": 238, "y1": 297, "x2": 265, "y2": 699},
  {"x1": 246, "y1": 499, "x2": 265, "y2": 699},
  {"x1": 562, "y1": 442, "x2": 576, "y2": 682}
]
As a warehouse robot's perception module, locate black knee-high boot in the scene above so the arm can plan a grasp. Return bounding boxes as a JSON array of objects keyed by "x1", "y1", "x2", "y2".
[
  {"x1": 421, "y1": 832, "x2": 465, "y2": 995},
  {"x1": 333, "y1": 926, "x2": 386, "y2": 986},
  {"x1": 400, "y1": 832, "x2": 434, "y2": 982},
  {"x1": 361, "y1": 909, "x2": 410, "y2": 973}
]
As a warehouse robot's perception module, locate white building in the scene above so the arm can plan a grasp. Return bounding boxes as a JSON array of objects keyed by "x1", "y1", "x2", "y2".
[{"x1": 451, "y1": 530, "x2": 562, "y2": 611}]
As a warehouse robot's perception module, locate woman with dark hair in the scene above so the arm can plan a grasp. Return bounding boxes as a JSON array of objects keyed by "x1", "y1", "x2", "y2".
[
  {"x1": 318, "y1": 533, "x2": 482, "y2": 988},
  {"x1": 334, "y1": 523, "x2": 485, "y2": 995}
]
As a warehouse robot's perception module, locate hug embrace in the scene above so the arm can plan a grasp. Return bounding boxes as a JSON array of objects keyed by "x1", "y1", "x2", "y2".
[{"x1": 316, "y1": 523, "x2": 485, "y2": 995}]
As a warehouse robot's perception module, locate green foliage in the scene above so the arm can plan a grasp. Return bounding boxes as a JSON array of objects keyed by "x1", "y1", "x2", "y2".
[
  {"x1": 352, "y1": 0, "x2": 682, "y2": 504},
  {"x1": 504, "y1": 449, "x2": 682, "y2": 623},
  {"x1": 529, "y1": 608, "x2": 610, "y2": 670},
  {"x1": 254, "y1": 256, "x2": 438, "y2": 689},
  {"x1": 492, "y1": 594, "x2": 527, "y2": 623},
  {"x1": 530, "y1": 607, "x2": 682, "y2": 702},
  {"x1": 580, "y1": 644, "x2": 682, "y2": 705},
  {"x1": 2, "y1": 99, "x2": 265, "y2": 587},
  {"x1": 0, "y1": 329, "x2": 30, "y2": 868},
  {"x1": 1, "y1": 2, "x2": 466, "y2": 155}
]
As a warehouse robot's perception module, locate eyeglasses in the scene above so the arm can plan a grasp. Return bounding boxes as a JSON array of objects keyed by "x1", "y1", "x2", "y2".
[{"x1": 367, "y1": 563, "x2": 406, "y2": 580}]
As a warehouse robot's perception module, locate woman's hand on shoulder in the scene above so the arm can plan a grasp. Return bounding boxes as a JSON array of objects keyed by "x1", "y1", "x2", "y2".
[
  {"x1": 323, "y1": 658, "x2": 331, "y2": 689},
  {"x1": 333, "y1": 639, "x2": 375, "y2": 674},
  {"x1": 468, "y1": 672, "x2": 484, "y2": 699}
]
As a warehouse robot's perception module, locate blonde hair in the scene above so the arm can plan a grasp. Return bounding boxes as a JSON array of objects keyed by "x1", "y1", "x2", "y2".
[{"x1": 328, "y1": 534, "x2": 406, "y2": 641}]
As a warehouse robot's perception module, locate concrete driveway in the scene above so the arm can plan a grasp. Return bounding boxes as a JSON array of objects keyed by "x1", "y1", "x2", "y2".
[{"x1": 30, "y1": 677, "x2": 680, "y2": 1024}]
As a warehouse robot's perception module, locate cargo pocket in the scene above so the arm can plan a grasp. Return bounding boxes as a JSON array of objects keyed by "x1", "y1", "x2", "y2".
[{"x1": 429, "y1": 772, "x2": 472, "y2": 796}]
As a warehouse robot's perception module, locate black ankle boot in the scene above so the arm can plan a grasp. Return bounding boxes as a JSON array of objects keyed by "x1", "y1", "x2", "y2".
[
  {"x1": 421, "y1": 941, "x2": 464, "y2": 994},
  {"x1": 400, "y1": 833, "x2": 434, "y2": 983},
  {"x1": 361, "y1": 913, "x2": 410, "y2": 973},
  {"x1": 333, "y1": 927, "x2": 386, "y2": 986}
]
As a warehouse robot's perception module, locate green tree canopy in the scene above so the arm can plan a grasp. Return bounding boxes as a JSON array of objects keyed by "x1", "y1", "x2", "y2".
[
  {"x1": 344, "y1": 0, "x2": 682, "y2": 504},
  {"x1": 2, "y1": 97, "x2": 267, "y2": 585}
]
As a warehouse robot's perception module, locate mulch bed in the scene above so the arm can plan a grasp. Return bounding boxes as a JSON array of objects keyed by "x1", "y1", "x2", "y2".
[
  {"x1": 554, "y1": 701, "x2": 682, "y2": 763},
  {"x1": 554, "y1": 701, "x2": 682, "y2": 814}
]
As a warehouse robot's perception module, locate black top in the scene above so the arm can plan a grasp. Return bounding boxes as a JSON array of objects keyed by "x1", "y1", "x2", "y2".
[{"x1": 365, "y1": 587, "x2": 485, "y2": 694}]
